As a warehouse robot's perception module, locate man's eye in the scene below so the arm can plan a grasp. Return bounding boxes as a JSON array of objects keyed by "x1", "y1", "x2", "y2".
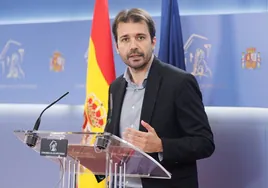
[
  {"x1": 121, "y1": 38, "x2": 129, "y2": 42},
  {"x1": 138, "y1": 36, "x2": 145, "y2": 40}
]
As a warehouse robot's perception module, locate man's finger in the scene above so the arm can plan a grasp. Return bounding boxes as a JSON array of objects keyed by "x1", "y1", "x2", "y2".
[
  {"x1": 125, "y1": 128, "x2": 147, "y2": 137},
  {"x1": 126, "y1": 140, "x2": 144, "y2": 151},
  {"x1": 125, "y1": 133, "x2": 145, "y2": 143},
  {"x1": 141, "y1": 120, "x2": 154, "y2": 132}
]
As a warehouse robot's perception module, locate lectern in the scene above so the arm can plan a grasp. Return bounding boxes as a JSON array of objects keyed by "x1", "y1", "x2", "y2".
[{"x1": 14, "y1": 130, "x2": 171, "y2": 188}]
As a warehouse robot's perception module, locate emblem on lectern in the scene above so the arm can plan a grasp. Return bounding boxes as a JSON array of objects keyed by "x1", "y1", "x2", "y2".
[{"x1": 49, "y1": 140, "x2": 57, "y2": 152}]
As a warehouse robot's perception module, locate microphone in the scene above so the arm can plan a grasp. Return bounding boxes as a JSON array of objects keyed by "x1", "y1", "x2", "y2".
[
  {"x1": 106, "y1": 93, "x2": 113, "y2": 128},
  {"x1": 94, "y1": 93, "x2": 113, "y2": 183},
  {"x1": 26, "y1": 92, "x2": 69, "y2": 147}
]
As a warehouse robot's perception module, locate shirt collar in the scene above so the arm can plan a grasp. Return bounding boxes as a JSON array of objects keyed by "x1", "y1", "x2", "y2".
[{"x1": 123, "y1": 61, "x2": 152, "y2": 88}]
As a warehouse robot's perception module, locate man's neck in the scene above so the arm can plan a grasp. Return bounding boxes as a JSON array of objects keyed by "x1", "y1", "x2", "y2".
[{"x1": 129, "y1": 55, "x2": 154, "y2": 86}]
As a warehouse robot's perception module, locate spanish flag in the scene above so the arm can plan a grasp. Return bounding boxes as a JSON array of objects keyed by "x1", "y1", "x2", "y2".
[{"x1": 78, "y1": 0, "x2": 115, "y2": 187}]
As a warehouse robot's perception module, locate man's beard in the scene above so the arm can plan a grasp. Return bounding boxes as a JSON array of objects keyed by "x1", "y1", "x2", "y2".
[{"x1": 125, "y1": 49, "x2": 151, "y2": 71}]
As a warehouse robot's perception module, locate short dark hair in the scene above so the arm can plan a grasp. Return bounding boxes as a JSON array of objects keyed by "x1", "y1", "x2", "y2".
[{"x1": 112, "y1": 8, "x2": 156, "y2": 43}]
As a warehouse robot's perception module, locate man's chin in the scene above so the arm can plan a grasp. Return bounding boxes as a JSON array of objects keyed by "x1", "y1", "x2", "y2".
[{"x1": 128, "y1": 62, "x2": 148, "y2": 71}]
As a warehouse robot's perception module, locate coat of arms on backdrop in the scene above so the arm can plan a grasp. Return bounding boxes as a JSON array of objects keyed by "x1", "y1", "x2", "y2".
[
  {"x1": 241, "y1": 48, "x2": 261, "y2": 69},
  {"x1": 50, "y1": 51, "x2": 65, "y2": 72}
]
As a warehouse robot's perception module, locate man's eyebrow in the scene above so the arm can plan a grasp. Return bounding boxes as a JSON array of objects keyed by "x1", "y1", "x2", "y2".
[
  {"x1": 136, "y1": 33, "x2": 146, "y2": 36},
  {"x1": 119, "y1": 33, "x2": 147, "y2": 39},
  {"x1": 119, "y1": 34, "x2": 129, "y2": 39}
]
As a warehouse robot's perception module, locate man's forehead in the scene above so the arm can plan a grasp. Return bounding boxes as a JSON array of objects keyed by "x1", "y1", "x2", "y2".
[{"x1": 117, "y1": 21, "x2": 149, "y2": 36}]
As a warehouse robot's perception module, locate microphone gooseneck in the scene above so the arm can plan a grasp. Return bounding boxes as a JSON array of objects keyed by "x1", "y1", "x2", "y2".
[{"x1": 26, "y1": 92, "x2": 69, "y2": 147}]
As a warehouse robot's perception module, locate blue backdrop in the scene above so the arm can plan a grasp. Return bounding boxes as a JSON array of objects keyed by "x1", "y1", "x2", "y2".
[
  {"x1": 0, "y1": 13, "x2": 267, "y2": 107},
  {"x1": 1, "y1": 5, "x2": 268, "y2": 188}
]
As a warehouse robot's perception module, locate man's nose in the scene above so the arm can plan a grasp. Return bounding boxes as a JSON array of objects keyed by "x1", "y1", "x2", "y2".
[{"x1": 129, "y1": 38, "x2": 138, "y2": 49}]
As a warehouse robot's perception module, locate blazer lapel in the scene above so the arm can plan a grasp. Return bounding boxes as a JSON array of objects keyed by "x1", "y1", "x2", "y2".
[
  {"x1": 139, "y1": 57, "x2": 162, "y2": 132},
  {"x1": 112, "y1": 78, "x2": 127, "y2": 136}
]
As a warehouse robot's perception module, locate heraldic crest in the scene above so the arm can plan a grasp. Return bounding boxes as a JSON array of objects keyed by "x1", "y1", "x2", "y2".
[{"x1": 84, "y1": 92, "x2": 107, "y2": 131}]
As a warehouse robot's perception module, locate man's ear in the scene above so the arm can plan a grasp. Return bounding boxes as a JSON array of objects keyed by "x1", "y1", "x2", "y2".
[{"x1": 152, "y1": 36, "x2": 156, "y2": 50}]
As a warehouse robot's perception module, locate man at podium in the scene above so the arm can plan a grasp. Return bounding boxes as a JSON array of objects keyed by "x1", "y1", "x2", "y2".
[{"x1": 104, "y1": 8, "x2": 215, "y2": 188}]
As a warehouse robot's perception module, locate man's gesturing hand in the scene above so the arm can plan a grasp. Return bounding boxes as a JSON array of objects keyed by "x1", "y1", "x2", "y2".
[{"x1": 123, "y1": 120, "x2": 163, "y2": 153}]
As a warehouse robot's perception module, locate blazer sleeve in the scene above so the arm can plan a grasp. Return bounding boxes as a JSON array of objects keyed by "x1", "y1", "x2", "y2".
[{"x1": 161, "y1": 73, "x2": 215, "y2": 163}]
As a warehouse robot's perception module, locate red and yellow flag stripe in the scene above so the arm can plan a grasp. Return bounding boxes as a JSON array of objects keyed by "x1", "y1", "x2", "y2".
[{"x1": 78, "y1": 0, "x2": 115, "y2": 187}]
